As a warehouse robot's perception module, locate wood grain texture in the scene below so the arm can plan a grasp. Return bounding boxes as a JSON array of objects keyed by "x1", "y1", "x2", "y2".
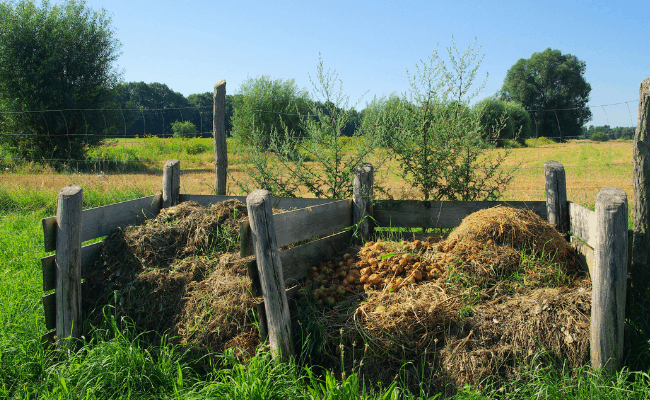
[
  {"x1": 55, "y1": 185, "x2": 83, "y2": 343},
  {"x1": 162, "y1": 159, "x2": 180, "y2": 208},
  {"x1": 353, "y1": 163, "x2": 374, "y2": 242},
  {"x1": 42, "y1": 292, "x2": 56, "y2": 331},
  {"x1": 544, "y1": 160, "x2": 569, "y2": 232},
  {"x1": 373, "y1": 200, "x2": 547, "y2": 229},
  {"x1": 180, "y1": 194, "x2": 339, "y2": 210},
  {"x1": 241, "y1": 199, "x2": 352, "y2": 257},
  {"x1": 570, "y1": 236, "x2": 594, "y2": 277},
  {"x1": 279, "y1": 230, "x2": 353, "y2": 284},
  {"x1": 42, "y1": 241, "x2": 104, "y2": 292},
  {"x1": 214, "y1": 80, "x2": 228, "y2": 195},
  {"x1": 569, "y1": 202, "x2": 598, "y2": 248},
  {"x1": 591, "y1": 187, "x2": 628, "y2": 373},
  {"x1": 42, "y1": 194, "x2": 162, "y2": 251},
  {"x1": 633, "y1": 78, "x2": 650, "y2": 288},
  {"x1": 246, "y1": 189, "x2": 294, "y2": 358}
]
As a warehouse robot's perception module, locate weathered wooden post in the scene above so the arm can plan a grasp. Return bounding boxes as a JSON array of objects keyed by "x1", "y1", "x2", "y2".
[
  {"x1": 353, "y1": 163, "x2": 374, "y2": 243},
  {"x1": 544, "y1": 160, "x2": 568, "y2": 232},
  {"x1": 213, "y1": 79, "x2": 227, "y2": 195},
  {"x1": 246, "y1": 189, "x2": 294, "y2": 359},
  {"x1": 591, "y1": 187, "x2": 628, "y2": 373},
  {"x1": 162, "y1": 159, "x2": 180, "y2": 208},
  {"x1": 632, "y1": 78, "x2": 650, "y2": 290},
  {"x1": 55, "y1": 184, "x2": 83, "y2": 345}
]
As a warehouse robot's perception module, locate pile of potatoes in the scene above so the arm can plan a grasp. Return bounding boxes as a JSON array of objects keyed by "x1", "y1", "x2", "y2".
[{"x1": 300, "y1": 240, "x2": 446, "y2": 306}]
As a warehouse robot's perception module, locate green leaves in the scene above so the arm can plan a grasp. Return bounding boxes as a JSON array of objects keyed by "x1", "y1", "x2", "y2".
[{"x1": 500, "y1": 48, "x2": 592, "y2": 140}]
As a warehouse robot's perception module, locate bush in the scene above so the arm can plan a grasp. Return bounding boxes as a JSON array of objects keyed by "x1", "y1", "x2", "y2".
[
  {"x1": 185, "y1": 139, "x2": 209, "y2": 155},
  {"x1": 524, "y1": 137, "x2": 557, "y2": 147},
  {"x1": 171, "y1": 120, "x2": 197, "y2": 139},
  {"x1": 590, "y1": 131, "x2": 610, "y2": 142}
]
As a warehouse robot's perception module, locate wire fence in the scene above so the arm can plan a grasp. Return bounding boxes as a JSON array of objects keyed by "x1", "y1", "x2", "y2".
[{"x1": 0, "y1": 100, "x2": 639, "y2": 213}]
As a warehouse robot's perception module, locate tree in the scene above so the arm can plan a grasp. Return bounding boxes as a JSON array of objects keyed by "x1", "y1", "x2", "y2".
[
  {"x1": 0, "y1": 0, "x2": 121, "y2": 164},
  {"x1": 187, "y1": 92, "x2": 236, "y2": 137},
  {"x1": 231, "y1": 76, "x2": 312, "y2": 149},
  {"x1": 366, "y1": 39, "x2": 513, "y2": 201},
  {"x1": 117, "y1": 82, "x2": 190, "y2": 137},
  {"x1": 500, "y1": 48, "x2": 592, "y2": 141}
]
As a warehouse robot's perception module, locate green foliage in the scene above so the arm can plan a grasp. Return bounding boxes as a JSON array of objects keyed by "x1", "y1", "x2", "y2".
[
  {"x1": 0, "y1": 0, "x2": 122, "y2": 164},
  {"x1": 524, "y1": 136, "x2": 557, "y2": 147},
  {"x1": 231, "y1": 76, "x2": 312, "y2": 150},
  {"x1": 374, "y1": 38, "x2": 513, "y2": 201},
  {"x1": 171, "y1": 120, "x2": 197, "y2": 139},
  {"x1": 117, "y1": 81, "x2": 190, "y2": 138},
  {"x1": 582, "y1": 124, "x2": 634, "y2": 140},
  {"x1": 474, "y1": 97, "x2": 533, "y2": 143},
  {"x1": 236, "y1": 57, "x2": 382, "y2": 199},
  {"x1": 361, "y1": 94, "x2": 410, "y2": 148},
  {"x1": 590, "y1": 131, "x2": 610, "y2": 142},
  {"x1": 500, "y1": 48, "x2": 592, "y2": 140}
]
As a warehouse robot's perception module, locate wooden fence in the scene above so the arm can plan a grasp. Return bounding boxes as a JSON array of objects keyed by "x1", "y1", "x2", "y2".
[{"x1": 42, "y1": 159, "x2": 628, "y2": 370}]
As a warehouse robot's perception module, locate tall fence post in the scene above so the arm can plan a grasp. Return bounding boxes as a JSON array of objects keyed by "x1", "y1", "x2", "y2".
[
  {"x1": 213, "y1": 79, "x2": 227, "y2": 195},
  {"x1": 591, "y1": 187, "x2": 628, "y2": 373},
  {"x1": 55, "y1": 184, "x2": 83, "y2": 345},
  {"x1": 353, "y1": 163, "x2": 374, "y2": 243},
  {"x1": 544, "y1": 160, "x2": 568, "y2": 232},
  {"x1": 632, "y1": 78, "x2": 650, "y2": 290},
  {"x1": 246, "y1": 189, "x2": 294, "y2": 359},
  {"x1": 162, "y1": 159, "x2": 180, "y2": 208}
]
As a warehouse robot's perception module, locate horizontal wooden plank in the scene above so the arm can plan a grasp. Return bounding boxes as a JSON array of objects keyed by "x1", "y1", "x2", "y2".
[
  {"x1": 569, "y1": 202, "x2": 597, "y2": 248},
  {"x1": 279, "y1": 230, "x2": 353, "y2": 285},
  {"x1": 373, "y1": 200, "x2": 548, "y2": 230},
  {"x1": 42, "y1": 292, "x2": 56, "y2": 331},
  {"x1": 41, "y1": 330, "x2": 56, "y2": 349},
  {"x1": 41, "y1": 241, "x2": 104, "y2": 291},
  {"x1": 571, "y1": 235, "x2": 594, "y2": 277},
  {"x1": 43, "y1": 194, "x2": 161, "y2": 252},
  {"x1": 181, "y1": 194, "x2": 342, "y2": 210},
  {"x1": 241, "y1": 199, "x2": 352, "y2": 257}
]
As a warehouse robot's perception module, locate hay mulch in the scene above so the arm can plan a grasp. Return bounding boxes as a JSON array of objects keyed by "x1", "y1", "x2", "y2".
[
  {"x1": 84, "y1": 199, "x2": 259, "y2": 356},
  {"x1": 302, "y1": 205, "x2": 590, "y2": 393}
]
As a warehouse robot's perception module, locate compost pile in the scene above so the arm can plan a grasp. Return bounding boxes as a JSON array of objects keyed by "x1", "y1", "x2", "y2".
[
  {"x1": 296, "y1": 205, "x2": 590, "y2": 393},
  {"x1": 85, "y1": 199, "x2": 260, "y2": 356}
]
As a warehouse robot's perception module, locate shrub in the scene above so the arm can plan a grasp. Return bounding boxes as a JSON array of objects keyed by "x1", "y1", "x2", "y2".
[
  {"x1": 590, "y1": 131, "x2": 610, "y2": 142},
  {"x1": 171, "y1": 120, "x2": 197, "y2": 139}
]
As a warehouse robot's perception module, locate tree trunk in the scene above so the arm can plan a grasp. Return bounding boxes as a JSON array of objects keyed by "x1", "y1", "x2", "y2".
[{"x1": 632, "y1": 78, "x2": 650, "y2": 290}]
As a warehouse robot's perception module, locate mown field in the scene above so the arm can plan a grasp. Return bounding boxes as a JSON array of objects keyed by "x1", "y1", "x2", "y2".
[{"x1": 2, "y1": 137, "x2": 649, "y2": 399}]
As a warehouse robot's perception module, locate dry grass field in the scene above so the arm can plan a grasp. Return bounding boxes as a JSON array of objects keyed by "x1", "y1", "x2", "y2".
[{"x1": 0, "y1": 138, "x2": 634, "y2": 212}]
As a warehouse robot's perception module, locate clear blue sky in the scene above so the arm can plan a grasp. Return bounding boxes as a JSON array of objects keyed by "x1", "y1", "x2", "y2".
[{"x1": 59, "y1": 0, "x2": 649, "y2": 128}]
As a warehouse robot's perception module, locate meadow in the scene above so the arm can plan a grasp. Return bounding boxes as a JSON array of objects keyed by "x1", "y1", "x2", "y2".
[{"x1": 1, "y1": 137, "x2": 648, "y2": 399}]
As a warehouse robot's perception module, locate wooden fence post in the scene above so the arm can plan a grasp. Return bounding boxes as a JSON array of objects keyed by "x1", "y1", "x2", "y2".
[
  {"x1": 162, "y1": 159, "x2": 180, "y2": 208},
  {"x1": 55, "y1": 184, "x2": 83, "y2": 345},
  {"x1": 246, "y1": 189, "x2": 294, "y2": 359},
  {"x1": 214, "y1": 79, "x2": 227, "y2": 195},
  {"x1": 632, "y1": 78, "x2": 650, "y2": 290},
  {"x1": 353, "y1": 163, "x2": 374, "y2": 243},
  {"x1": 544, "y1": 160, "x2": 568, "y2": 232},
  {"x1": 591, "y1": 187, "x2": 628, "y2": 373}
]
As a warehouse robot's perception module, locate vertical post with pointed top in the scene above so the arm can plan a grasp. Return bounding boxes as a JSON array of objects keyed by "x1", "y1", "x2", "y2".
[{"x1": 214, "y1": 79, "x2": 227, "y2": 195}]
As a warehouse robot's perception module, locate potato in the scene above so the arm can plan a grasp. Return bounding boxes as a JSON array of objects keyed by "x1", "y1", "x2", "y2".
[
  {"x1": 359, "y1": 275, "x2": 369, "y2": 284},
  {"x1": 360, "y1": 267, "x2": 372, "y2": 276},
  {"x1": 413, "y1": 270, "x2": 423, "y2": 281},
  {"x1": 368, "y1": 274, "x2": 383, "y2": 284}
]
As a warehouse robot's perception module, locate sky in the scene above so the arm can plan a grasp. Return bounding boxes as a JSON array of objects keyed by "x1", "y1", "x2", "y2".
[{"x1": 56, "y1": 0, "x2": 649, "y2": 128}]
